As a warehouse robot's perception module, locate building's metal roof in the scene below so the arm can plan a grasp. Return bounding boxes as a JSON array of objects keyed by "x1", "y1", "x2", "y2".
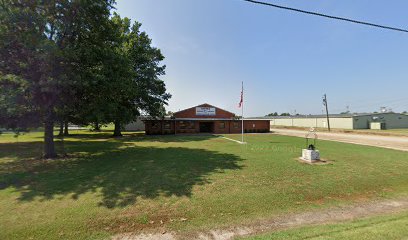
[
  {"x1": 140, "y1": 112, "x2": 406, "y2": 121},
  {"x1": 252, "y1": 112, "x2": 403, "y2": 120},
  {"x1": 174, "y1": 118, "x2": 235, "y2": 121},
  {"x1": 141, "y1": 116, "x2": 173, "y2": 121},
  {"x1": 143, "y1": 117, "x2": 268, "y2": 121}
]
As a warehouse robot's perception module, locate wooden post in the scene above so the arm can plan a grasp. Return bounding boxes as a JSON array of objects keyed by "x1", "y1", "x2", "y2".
[{"x1": 323, "y1": 94, "x2": 331, "y2": 132}]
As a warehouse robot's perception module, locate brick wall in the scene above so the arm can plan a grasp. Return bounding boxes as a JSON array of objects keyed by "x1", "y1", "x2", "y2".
[
  {"x1": 145, "y1": 119, "x2": 270, "y2": 135},
  {"x1": 228, "y1": 120, "x2": 270, "y2": 134}
]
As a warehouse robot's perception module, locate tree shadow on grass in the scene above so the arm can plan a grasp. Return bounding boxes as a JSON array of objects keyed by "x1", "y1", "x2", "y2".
[
  {"x1": 124, "y1": 134, "x2": 218, "y2": 143},
  {"x1": 0, "y1": 140, "x2": 242, "y2": 208},
  {"x1": 0, "y1": 134, "x2": 219, "y2": 161},
  {"x1": 32, "y1": 132, "x2": 219, "y2": 143},
  {"x1": 0, "y1": 141, "x2": 44, "y2": 160}
]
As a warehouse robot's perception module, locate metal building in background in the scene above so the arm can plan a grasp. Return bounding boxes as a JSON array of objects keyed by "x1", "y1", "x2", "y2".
[{"x1": 263, "y1": 113, "x2": 408, "y2": 130}]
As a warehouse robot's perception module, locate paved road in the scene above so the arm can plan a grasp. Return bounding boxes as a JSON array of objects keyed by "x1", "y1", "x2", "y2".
[{"x1": 271, "y1": 128, "x2": 408, "y2": 152}]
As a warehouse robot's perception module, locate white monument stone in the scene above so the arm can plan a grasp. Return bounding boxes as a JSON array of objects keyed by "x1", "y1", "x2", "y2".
[
  {"x1": 300, "y1": 127, "x2": 321, "y2": 163},
  {"x1": 301, "y1": 149, "x2": 320, "y2": 163}
]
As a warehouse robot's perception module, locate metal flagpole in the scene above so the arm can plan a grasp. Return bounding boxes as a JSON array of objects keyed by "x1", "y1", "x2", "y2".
[{"x1": 241, "y1": 81, "x2": 244, "y2": 143}]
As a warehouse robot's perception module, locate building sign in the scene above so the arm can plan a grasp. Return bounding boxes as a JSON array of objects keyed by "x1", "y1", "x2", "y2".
[{"x1": 196, "y1": 107, "x2": 216, "y2": 116}]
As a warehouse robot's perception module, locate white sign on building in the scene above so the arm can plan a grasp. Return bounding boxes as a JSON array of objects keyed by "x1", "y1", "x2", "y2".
[{"x1": 196, "y1": 107, "x2": 216, "y2": 116}]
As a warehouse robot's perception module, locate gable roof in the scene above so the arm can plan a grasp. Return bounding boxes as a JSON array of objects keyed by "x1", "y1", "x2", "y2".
[
  {"x1": 255, "y1": 112, "x2": 406, "y2": 120},
  {"x1": 174, "y1": 103, "x2": 235, "y2": 116}
]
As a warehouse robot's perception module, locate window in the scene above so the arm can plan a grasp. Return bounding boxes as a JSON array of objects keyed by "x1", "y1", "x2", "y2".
[
  {"x1": 179, "y1": 121, "x2": 195, "y2": 129},
  {"x1": 179, "y1": 121, "x2": 186, "y2": 129},
  {"x1": 187, "y1": 121, "x2": 195, "y2": 129},
  {"x1": 164, "y1": 122, "x2": 171, "y2": 129},
  {"x1": 219, "y1": 122, "x2": 225, "y2": 129},
  {"x1": 233, "y1": 122, "x2": 239, "y2": 129},
  {"x1": 151, "y1": 122, "x2": 159, "y2": 129}
]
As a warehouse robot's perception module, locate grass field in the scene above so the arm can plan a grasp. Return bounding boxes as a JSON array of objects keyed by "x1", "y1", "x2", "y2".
[
  {"x1": 1, "y1": 131, "x2": 408, "y2": 239},
  {"x1": 243, "y1": 211, "x2": 408, "y2": 240}
]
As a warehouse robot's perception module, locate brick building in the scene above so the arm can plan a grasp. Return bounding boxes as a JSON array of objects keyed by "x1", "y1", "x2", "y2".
[{"x1": 144, "y1": 103, "x2": 270, "y2": 135}]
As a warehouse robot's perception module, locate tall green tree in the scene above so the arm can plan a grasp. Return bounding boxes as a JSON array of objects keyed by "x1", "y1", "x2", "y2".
[
  {"x1": 112, "y1": 16, "x2": 170, "y2": 136},
  {"x1": 82, "y1": 14, "x2": 170, "y2": 137},
  {"x1": 0, "y1": 0, "x2": 115, "y2": 158}
]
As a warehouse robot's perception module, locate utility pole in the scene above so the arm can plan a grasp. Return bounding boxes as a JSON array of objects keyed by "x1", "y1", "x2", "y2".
[{"x1": 323, "y1": 94, "x2": 331, "y2": 132}]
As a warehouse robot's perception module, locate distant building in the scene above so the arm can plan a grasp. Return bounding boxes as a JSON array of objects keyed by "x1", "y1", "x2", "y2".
[
  {"x1": 263, "y1": 113, "x2": 408, "y2": 130},
  {"x1": 144, "y1": 103, "x2": 270, "y2": 135},
  {"x1": 124, "y1": 118, "x2": 145, "y2": 131}
]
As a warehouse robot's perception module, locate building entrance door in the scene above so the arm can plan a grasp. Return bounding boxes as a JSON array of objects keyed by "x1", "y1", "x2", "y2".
[{"x1": 199, "y1": 122, "x2": 214, "y2": 133}]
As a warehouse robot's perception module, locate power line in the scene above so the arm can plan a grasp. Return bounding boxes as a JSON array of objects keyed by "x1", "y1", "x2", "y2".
[{"x1": 243, "y1": 0, "x2": 408, "y2": 34}]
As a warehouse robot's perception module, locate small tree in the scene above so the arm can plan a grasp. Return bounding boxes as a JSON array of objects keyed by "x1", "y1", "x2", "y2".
[
  {"x1": 280, "y1": 113, "x2": 291, "y2": 116},
  {"x1": 266, "y1": 112, "x2": 278, "y2": 117}
]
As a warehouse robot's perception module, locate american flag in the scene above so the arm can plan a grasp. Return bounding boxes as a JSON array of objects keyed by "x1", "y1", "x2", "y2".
[{"x1": 238, "y1": 84, "x2": 243, "y2": 108}]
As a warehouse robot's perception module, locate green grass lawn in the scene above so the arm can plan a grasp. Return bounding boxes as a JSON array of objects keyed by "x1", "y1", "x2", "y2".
[
  {"x1": 1, "y1": 131, "x2": 408, "y2": 239},
  {"x1": 242, "y1": 211, "x2": 408, "y2": 240}
]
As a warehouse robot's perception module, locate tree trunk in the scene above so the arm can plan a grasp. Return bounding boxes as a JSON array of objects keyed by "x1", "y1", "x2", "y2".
[
  {"x1": 94, "y1": 121, "x2": 100, "y2": 131},
  {"x1": 113, "y1": 120, "x2": 122, "y2": 137},
  {"x1": 44, "y1": 115, "x2": 57, "y2": 159},
  {"x1": 58, "y1": 121, "x2": 64, "y2": 136},
  {"x1": 64, "y1": 121, "x2": 69, "y2": 136}
]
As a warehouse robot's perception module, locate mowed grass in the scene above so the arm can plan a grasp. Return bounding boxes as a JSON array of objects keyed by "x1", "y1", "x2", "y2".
[
  {"x1": 243, "y1": 211, "x2": 408, "y2": 240},
  {"x1": 0, "y1": 131, "x2": 408, "y2": 239}
]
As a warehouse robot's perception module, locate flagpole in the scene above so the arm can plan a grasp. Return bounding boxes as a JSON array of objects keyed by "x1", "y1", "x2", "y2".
[{"x1": 241, "y1": 81, "x2": 244, "y2": 143}]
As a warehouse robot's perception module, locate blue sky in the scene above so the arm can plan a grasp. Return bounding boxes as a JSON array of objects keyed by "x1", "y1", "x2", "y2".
[{"x1": 115, "y1": 0, "x2": 408, "y2": 116}]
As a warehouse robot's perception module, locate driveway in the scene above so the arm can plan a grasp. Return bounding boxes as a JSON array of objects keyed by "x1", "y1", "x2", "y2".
[{"x1": 271, "y1": 128, "x2": 408, "y2": 152}]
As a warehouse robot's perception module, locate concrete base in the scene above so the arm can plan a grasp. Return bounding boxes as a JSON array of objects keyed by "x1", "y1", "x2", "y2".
[{"x1": 300, "y1": 149, "x2": 320, "y2": 163}]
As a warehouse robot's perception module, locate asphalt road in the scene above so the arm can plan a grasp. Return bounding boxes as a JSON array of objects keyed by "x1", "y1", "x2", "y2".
[{"x1": 270, "y1": 128, "x2": 408, "y2": 152}]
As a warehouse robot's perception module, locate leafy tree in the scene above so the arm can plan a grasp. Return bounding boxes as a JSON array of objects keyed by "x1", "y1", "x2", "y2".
[
  {"x1": 0, "y1": 0, "x2": 115, "y2": 158},
  {"x1": 266, "y1": 112, "x2": 278, "y2": 117},
  {"x1": 114, "y1": 16, "x2": 170, "y2": 136},
  {"x1": 86, "y1": 15, "x2": 170, "y2": 137},
  {"x1": 280, "y1": 113, "x2": 291, "y2": 116},
  {"x1": 266, "y1": 112, "x2": 291, "y2": 116},
  {"x1": 0, "y1": 2, "x2": 170, "y2": 157}
]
